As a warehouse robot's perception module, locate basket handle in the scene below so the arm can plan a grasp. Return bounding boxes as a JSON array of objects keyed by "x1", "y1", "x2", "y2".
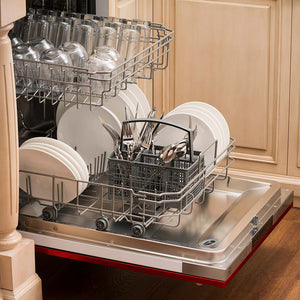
[{"x1": 120, "y1": 118, "x2": 195, "y2": 162}]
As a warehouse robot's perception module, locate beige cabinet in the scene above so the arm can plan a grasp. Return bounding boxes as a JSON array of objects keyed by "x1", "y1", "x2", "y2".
[{"x1": 152, "y1": 0, "x2": 293, "y2": 175}]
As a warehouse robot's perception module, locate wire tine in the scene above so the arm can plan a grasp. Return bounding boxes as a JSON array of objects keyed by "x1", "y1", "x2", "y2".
[
  {"x1": 100, "y1": 153, "x2": 104, "y2": 174},
  {"x1": 96, "y1": 155, "x2": 100, "y2": 176},
  {"x1": 103, "y1": 151, "x2": 107, "y2": 172}
]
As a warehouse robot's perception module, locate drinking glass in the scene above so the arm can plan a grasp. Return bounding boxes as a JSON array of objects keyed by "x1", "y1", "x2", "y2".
[
  {"x1": 72, "y1": 24, "x2": 94, "y2": 55},
  {"x1": 11, "y1": 37, "x2": 23, "y2": 48},
  {"x1": 117, "y1": 25, "x2": 140, "y2": 79},
  {"x1": 94, "y1": 26, "x2": 117, "y2": 49},
  {"x1": 33, "y1": 19, "x2": 49, "y2": 40},
  {"x1": 48, "y1": 20, "x2": 59, "y2": 45},
  {"x1": 40, "y1": 49, "x2": 73, "y2": 92},
  {"x1": 13, "y1": 44, "x2": 40, "y2": 93},
  {"x1": 117, "y1": 25, "x2": 140, "y2": 61},
  {"x1": 21, "y1": 15, "x2": 35, "y2": 42},
  {"x1": 94, "y1": 46, "x2": 121, "y2": 64},
  {"x1": 59, "y1": 41, "x2": 88, "y2": 68},
  {"x1": 29, "y1": 38, "x2": 54, "y2": 56},
  {"x1": 132, "y1": 23, "x2": 151, "y2": 77},
  {"x1": 85, "y1": 54, "x2": 117, "y2": 99},
  {"x1": 55, "y1": 22, "x2": 71, "y2": 47}
]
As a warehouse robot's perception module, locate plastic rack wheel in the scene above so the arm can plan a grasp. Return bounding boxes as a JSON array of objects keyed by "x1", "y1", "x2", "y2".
[
  {"x1": 42, "y1": 206, "x2": 58, "y2": 221},
  {"x1": 96, "y1": 216, "x2": 109, "y2": 231},
  {"x1": 131, "y1": 223, "x2": 146, "y2": 238}
]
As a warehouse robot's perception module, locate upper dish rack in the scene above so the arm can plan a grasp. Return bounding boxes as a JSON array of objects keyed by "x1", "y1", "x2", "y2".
[{"x1": 12, "y1": 9, "x2": 173, "y2": 107}]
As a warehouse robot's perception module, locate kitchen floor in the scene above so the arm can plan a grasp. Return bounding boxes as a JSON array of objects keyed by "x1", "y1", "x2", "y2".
[{"x1": 35, "y1": 208, "x2": 300, "y2": 300}]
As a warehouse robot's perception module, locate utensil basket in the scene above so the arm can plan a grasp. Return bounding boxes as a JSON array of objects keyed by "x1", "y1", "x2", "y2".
[{"x1": 108, "y1": 118, "x2": 203, "y2": 192}]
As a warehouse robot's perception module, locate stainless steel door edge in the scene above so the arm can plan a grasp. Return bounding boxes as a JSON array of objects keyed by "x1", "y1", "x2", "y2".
[{"x1": 18, "y1": 177, "x2": 293, "y2": 281}]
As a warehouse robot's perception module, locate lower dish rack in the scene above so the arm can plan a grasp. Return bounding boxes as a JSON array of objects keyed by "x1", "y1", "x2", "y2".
[{"x1": 19, "y1": 135, "x2": 235, "y2": 238}]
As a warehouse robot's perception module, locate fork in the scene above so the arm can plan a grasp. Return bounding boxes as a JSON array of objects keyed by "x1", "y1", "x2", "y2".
[{"x1": 99, "y1": 117, "x2": 123, "y2": 159}]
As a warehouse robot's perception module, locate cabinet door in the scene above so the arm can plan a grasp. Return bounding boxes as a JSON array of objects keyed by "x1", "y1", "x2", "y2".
[
  {"x1": 288, "y1": 0, "x2": 300, "y2": 176},
  {"x1": 109, "y1": 0, "x2": 153, "y2": 104},
  {"x1": 153, "y1": 0, "x2": 292, "y2": 174}
]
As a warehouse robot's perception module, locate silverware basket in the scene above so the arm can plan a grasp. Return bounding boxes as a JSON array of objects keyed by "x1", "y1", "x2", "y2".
[{"x1": 108, "y1": 119, "x2": 205, "y2": 200}]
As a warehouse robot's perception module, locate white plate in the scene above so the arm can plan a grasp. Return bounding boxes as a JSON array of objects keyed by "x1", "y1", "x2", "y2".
[
  {"x1": 122, "y1": 86, "x2": 147, "y2": 118},
  {"x1": 173, "y1": 102, "x2": 230, "y2": 149},
  {"x1": 154, "y1": 112, "x2": 217, "y2": 170},
  {"x1": 55, "y1": 93, "x2": 85, "y2": 125},
  {"x1": 170, "y1": 104, "x2": 227, "y2": 159},
  {"x1": 21, "y1": 139, "x2": 88, "y2": 193},
  {"x1": 57, "y1": 105, "x2": 122, "y2": 170},
  {"x1": 22, "y1": 137, "x2": 89, "y2": 183},
  {"x1": 19, "y1": 145, "x2": 80, "y2": 203},
  {"x1": 56, "y1": 92, "x2": 136, "y2": 127},
  {"x1": 21, "y1": 143, "x2": 82, "y2": 191},
  {"x1": 127, "y1": 83, "x2": 151, "y2": 116}
]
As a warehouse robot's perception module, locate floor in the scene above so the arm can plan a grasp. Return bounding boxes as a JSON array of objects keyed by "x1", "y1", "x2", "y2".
[{"x1": 35, "y1": 208, "x2": 300, "y2": 300}]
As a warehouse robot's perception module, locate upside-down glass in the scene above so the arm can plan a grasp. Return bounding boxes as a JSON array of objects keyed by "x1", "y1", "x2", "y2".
[
  {"x1": 94, "y1": 26, "x2": 117, "y2": 49},
  {"x1": 59, "y1": 41, "x2": 88, "y2": 68},
  {"x1": 94, "y1": 46, "x2": 122, "y2": 64},
  {"x1": 85, "y1": 54, "x2": 117, "y2": 100},
  {"x1": 48, "y1": 20, "x2": 59, "y2": 45},
  {"x1": 117, "y1": 25, "x2": 140, "y2": 61},
  {"x1": 117, "y1": 25, "x2": 140, "y2": 80},
  {"x1": 72, "y1": 24, "x2": 94, "y2": 55},
  {"x1": 94, "y1": 46, "x2": 123, "y2": 92},
  {"x1": 55, "y1": 22, "x2": 71, "y2": 47},
  {"x1": 13, "y1": 44, "x2": 40, "y2": 93},
  {"x1": 29, "y1": 38, "x2": 54, "y2": 56},
  {"x1": 21, "y1": 15, "x2": 35, "y2": 42},
  {"x1": 11, "y1": 37, "x2": 23, "y2": 47},
  {"x1": 132, "y1": 23, "x2": 151, "y2": 77},
  {"x1": 40, "y1": 48, "x2": 73, "y2": 93},
  {"x1": 33, "y1": 19, "x2": 49, "y2": 40}
]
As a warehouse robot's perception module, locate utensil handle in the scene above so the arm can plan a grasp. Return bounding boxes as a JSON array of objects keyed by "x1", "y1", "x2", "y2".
[{"x1": 120, "y1": 118, "x2": 194, "y2": 162}]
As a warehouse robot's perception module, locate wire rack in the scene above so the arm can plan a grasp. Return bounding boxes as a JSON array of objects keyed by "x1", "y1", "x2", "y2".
[
  {"x1": 13, "y1": 10, "x2": 173, "y2": 107},
  {"x1": 19, "y1": 137, "x2": 235, "y2": 237}
]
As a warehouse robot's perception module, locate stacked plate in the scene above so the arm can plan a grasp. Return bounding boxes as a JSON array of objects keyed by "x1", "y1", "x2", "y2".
[
  {"x1": 19, "y1": 137, "x2": 89, "y2": 203},
  {"x1": 56, "y1": 83, "x2": 151, "y2": 125},
  {"x1": 154, "y1": 102, "x2": 230, "y2": 172},
  {"x1": 56, "y1": 83, "x2": 151, "y2": 169}
]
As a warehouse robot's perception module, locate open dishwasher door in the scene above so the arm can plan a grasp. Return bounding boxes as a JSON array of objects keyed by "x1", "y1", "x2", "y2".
[{"x1": 18, "y1": 176, "x2": 293, "y2": 287}]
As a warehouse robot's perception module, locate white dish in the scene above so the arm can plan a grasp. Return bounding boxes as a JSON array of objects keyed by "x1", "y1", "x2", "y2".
[
  {"x1": 57, "y1": 104, "x2": 122, "y2": 170},
  {"x1": 19, "y1": 145, "x2": 79, "y2": 203},
  {"x1": 55, "y1": 93, "x2": 85, "y2": 125},
  {"x1": 56, "y1": 91, "x2": 136, "y2": 127},
  {"x1": 170, "y1": 104, "x2": 227, "y2": 160},
  {"x1": 122, "y1": 86, "x2": 147, "y2": 118},
  {"x1": 21, "y1": 139, "x2": 88, "y2": 193},
  {"x1": 127, "y1": 83, "x2": 151, "y2": 117},
  {"x1": 21, "y1": 143, "x2": 82, "y2": 192},
  {"x1": 21, "y1": 137, "x2": 89, "y2": 183},
  {"x1": 154, "y1": 112, "x2": 217, "y2": 171},
  {"x1": 173, "y1": 102, "x2": 230, "y2": 149}
]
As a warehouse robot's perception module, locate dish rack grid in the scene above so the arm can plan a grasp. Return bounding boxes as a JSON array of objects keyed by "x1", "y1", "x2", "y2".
[
  {"x1": 13, "y1": 10, "x2": 173, "y2": 108},
  {"x1": 19, "y1": 137, "x2": 236, "y2": 237}
]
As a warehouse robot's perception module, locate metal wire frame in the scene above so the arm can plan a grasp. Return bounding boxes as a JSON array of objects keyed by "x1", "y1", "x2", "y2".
[
  {"x1": 19, "y1": 138, "x2": 236, "y2": 232},
  {"x1": 14, "y1": 14, "x2": 173, "y2": 108}
]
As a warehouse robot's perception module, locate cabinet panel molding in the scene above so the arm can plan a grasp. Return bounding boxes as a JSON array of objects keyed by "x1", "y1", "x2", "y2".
[{"x1": 153, "y1": 0, "x2": 291, "y2": 174}]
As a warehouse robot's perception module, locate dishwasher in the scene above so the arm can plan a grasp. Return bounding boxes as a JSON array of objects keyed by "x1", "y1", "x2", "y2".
[{"x1": 12, "y1": 3, "x2": 293, "y2": 288}]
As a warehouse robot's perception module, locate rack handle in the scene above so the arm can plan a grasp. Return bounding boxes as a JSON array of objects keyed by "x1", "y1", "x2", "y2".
[{"x1": 120, "y1": 118, "x2": 195, "y2": 162}]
